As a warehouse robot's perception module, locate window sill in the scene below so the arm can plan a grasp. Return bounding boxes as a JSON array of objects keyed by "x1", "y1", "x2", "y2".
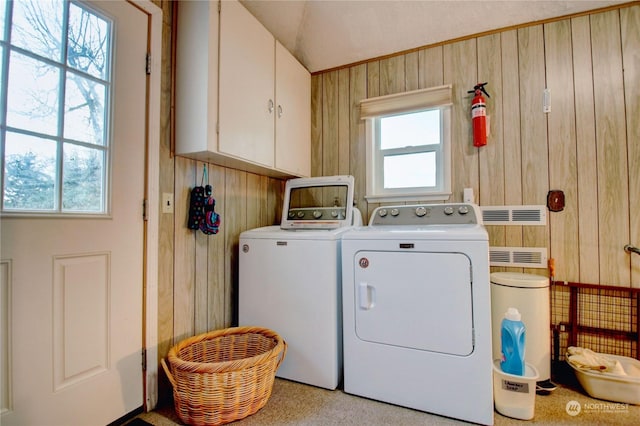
[{"x1": 365, "y1": 191, "x2": 452, "y2": 204}]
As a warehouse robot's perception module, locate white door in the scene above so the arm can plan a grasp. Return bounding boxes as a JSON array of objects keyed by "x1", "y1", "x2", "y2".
[{"x1": 0, "y1": 1, "x2": 148, "y2": 424}]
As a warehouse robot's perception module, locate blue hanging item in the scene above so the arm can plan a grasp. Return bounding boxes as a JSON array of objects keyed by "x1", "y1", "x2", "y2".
[
  {"x1": 500, "y1": 307, "x2": 526, "y2": 376},
  {"x1": 199, "y1": 165, "x2": 221, "y2": 235},
  {"x1": 200, "y1": 184, "x2": 220, "y2": 234}
]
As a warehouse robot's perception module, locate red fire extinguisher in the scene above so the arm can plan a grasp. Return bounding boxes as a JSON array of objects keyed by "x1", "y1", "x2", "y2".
[{"x1": 468, "y1": 82, "x2": 490, "y2": 147}]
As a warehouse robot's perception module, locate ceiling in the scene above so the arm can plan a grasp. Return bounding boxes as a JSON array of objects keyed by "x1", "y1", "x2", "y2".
[{"x1": 239, "y1": 0, "x2": 628, "y2": 73}]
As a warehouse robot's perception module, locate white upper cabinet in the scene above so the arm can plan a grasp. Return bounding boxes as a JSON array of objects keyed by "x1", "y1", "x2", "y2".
[
  {"x1": 219, "y1": 0, "x2": 275, "y2": 168},
  {"x1": 275, "y1": 41, "x2": 311, "y2": 177},
  {"x1": 175, "y1": 0, "x2": 218, "y2": 156},
  {"x1": 176, "y1": 0, "x2": 310, "y2": 178}
]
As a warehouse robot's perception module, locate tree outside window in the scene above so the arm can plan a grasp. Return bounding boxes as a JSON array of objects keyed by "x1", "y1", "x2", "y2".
[{"x1": 1, "y1": 0, "x2": 112, "y2": 214}]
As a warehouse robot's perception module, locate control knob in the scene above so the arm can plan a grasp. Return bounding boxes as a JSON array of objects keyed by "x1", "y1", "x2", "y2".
[
  {"x1": 444, "y1": 206, "x2": 454, "y2": 215},
  {"x1": 313, "y1": 210, "x2": 323, "y2": 219},
  {"x1": 458, "y1": 205, "x2": 469, "y2": 215},
  {"x1": 390, "y1": 208, "x2": 400, "y2": 217},
  {"x1": 415, "y1": 206, "x2": 427, "y2": 217},
  {"x1": 297, "y1": 211, "x2": 305, "y2": 218},
  {"x1": 378, "y1": 208, "x2": 388, "y2": 218}
]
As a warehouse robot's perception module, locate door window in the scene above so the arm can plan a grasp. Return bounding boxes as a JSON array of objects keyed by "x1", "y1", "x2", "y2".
[{"x1": 1, "y1": 0, "x2": 112, "y2": 214}]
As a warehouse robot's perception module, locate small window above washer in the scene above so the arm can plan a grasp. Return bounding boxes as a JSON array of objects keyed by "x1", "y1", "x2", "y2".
[{"x1": 360, "y1": 85, "x2": 453, "y2": 203}]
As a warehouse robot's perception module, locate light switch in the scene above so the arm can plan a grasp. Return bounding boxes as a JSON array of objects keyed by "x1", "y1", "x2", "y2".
[
  {"x1": 543, "y1": 88, "x2": 551, "y2": 113},
  {"x1": 463, "y1": 188, "x2": 474, "y2": 203},
  {"x1": 162, "y1": 193, "x2": 174, "y2": 213}
]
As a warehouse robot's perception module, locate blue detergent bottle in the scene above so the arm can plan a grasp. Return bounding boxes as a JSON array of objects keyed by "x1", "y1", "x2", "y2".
[{"x1": 500, "y1": 307, "x2": 526, "y2": 376}]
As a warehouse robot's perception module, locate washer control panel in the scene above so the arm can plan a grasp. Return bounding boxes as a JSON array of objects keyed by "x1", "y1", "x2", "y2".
[
  {"x1": 370, "y1": 203, "x2": 480, "y2": 226},
  {"x1": 287, "y1": 207, "x2": 346, "y2": 221}
]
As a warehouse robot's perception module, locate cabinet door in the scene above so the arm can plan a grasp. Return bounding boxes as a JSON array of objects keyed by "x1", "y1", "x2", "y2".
[
  {"x1": 175, "y1": 0, "x2": 218, "y2": 155},
  {"x1": 219, "y1": 0, "x2": 275, "y2": 167},
  {"x1": 275, "y1": 42, "x2": 311, "y2": 177}
]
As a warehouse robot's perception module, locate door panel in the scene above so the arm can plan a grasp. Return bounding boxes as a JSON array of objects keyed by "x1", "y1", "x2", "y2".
[
  {"x1": 354, "y1": 251, "x2": 474, "y2": 355},
  {"x1": 53, "y1": 253, "x2": 109, "y2": 390},
  {"x1": 0, "y1": 1, "x2": 147, "y2": 424}
]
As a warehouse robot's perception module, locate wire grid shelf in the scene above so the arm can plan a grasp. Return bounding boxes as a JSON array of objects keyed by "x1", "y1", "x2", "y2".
[{"x1": 551, "y1": 281, "x2": 639, "y2": 363}]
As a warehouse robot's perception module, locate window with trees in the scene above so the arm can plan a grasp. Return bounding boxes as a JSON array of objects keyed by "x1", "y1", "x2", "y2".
[{"x1": 1, "y1": 0, "x2": 112, "y2": 214}]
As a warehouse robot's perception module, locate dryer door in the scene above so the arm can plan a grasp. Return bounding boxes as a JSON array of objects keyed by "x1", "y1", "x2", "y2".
[{"x1": 353, "y1": 251, "x2": 474, "y2": 356}]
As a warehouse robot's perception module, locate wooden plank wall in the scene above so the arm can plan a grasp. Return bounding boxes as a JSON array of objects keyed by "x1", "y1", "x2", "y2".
[
  {"x1": 169, "y1": 158, "x2": 283, "y2": 344},
  {"x1": 311, "y1": 4, "x2": 640, "y2": 287},
  {"x1": 623, "y1": 6, "x2": 640, "y2": 288},
  {"x1": 158, "y1": 155, "x2": 282, "y2": 401}
]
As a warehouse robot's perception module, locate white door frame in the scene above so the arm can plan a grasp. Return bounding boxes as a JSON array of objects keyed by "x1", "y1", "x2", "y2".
[{"x1": 129, "y1": 0, "x2": 161, "y2": 411}]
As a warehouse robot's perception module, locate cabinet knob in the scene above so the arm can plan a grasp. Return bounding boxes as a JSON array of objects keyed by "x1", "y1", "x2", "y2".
[
  {"x1": 277, "y1": 105, "x2": 283, "y2": 118},
  {"x1": 268, "y1": 99, "x2": 274, "y2": 113}
]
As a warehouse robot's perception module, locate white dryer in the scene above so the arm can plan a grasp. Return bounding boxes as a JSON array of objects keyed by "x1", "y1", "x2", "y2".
[
  {"x1": 341, "y1": 203, "x2": 494, "y2": 425},
  {"x1": 239, "y1": 175, "x2": 360, "y2": 390}
]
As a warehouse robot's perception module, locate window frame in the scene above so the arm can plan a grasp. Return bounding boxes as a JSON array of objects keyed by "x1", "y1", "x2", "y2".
[{"x1": 361, "y1": 85, "x2": 452, "y2": 203}]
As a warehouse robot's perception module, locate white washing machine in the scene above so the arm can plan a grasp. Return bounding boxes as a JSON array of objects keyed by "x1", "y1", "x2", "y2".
[
  {"x1": 239, "y1": 175, "x2": 360, "y2": 390},
  {"x1": 341, "y1": 203, "x2": 494, "y2": 425}
]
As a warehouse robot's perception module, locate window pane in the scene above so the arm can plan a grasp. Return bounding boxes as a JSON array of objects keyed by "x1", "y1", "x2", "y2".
[
  {"x1": 0, "y1": 0, "x2": 7, "y2": 42},
  {"x1": 7, "y1": 51, "x2": 60, "y2": 135},
  {"x1": 384, "y1": 152, "x2": 436, "y2": 189},
  {"x1": 0, "y1": 46, "x2": 4, "y2": 105},
  {"x1": 11, "y1": 0, "x2": 63, "y2": 62},
  {"x1": 62, "y1": 143, "x2": 104, "y2": 212},
  {"x1": 3, "y1": 132, "x2": 56, "y2": 210},
  {"x1": 1, "y1": 0, "x2": 113, "y2": 215},
  {"x1": 380, "y1": 109, "x2": 440, "y2": 150},
  {"x1": 67, "y1": 2, "x2": 110, "y2": 80},
  {"x1": 64, "y1": 72, "x2": 106, "y2": 145}
]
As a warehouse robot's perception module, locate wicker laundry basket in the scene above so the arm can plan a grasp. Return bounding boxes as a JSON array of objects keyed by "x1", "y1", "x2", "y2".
[{"x1": 161, "y1": 326, "x2": 287, "y2": 426}]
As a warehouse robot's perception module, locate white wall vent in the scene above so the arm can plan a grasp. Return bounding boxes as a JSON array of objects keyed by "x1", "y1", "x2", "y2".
[
  {"x1": 489, "y1": 247, "x2": 548, "y2": 268},
  {"x1": 481, "y1": 205, "x2": 546, "y2": 226}
]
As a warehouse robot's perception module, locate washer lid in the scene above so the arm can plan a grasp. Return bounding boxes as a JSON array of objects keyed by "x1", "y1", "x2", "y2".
[
  {"x1": 240, "y1": 225, "x2": 350, "y2": 240},
  {"x1": 490, "y1": 272, "x2": 548, "y2": 288},
  {"x1": 280, "y1": 175, "x2": 355, "y2": 230}
]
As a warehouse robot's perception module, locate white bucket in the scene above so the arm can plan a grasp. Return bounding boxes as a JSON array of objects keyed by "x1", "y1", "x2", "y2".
[{"x1": 493, "y1": 360, "x2": 539, "y2": 420}]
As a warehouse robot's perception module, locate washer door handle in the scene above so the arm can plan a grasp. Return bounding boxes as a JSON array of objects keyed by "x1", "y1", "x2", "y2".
[{"x1": 358, "y1": 282, "x2": 376, "y2": 310}]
